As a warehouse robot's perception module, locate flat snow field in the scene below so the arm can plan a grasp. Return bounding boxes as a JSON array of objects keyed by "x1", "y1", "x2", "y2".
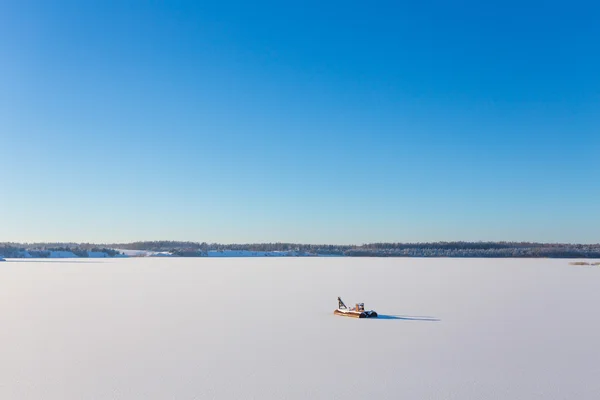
[{"x1": 1, "y1": 258, "x2": 599, "y2": 400}]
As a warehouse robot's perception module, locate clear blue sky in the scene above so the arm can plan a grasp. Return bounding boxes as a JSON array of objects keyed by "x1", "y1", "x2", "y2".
[{"x1": 1, "y1": 1, "x2": 599, "y2": 244}]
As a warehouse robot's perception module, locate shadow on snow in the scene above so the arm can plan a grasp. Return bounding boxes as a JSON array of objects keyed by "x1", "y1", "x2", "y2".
[{"x1": 375, "y1": 314, "x2": 440, "y2": 321}]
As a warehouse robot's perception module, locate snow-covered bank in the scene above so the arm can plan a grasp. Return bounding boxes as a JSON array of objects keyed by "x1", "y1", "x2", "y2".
[
  {"x1": 3, "y1": 250, "x2": 118, "y2": 259},
  {"x1": 1, "y1": 248, "x2": 317, "y2": 258},
  {"x1": 118, "y1": 249, "x2": 317, "y2": 257},
  {"x1": 206, "y1": 249, "x2": 315, "y2": 257},
  {"x1": 119, "y1": 249, "x2": 169, "y2": 257}
]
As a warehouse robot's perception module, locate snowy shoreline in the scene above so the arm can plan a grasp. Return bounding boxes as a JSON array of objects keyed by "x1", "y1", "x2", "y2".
[
  {"x1": 4, "y1": 241, "x2": 600, "y2": 259},
  {"x1": 2, "y1": 249, "x2": 600, "y2": 260},
  {"x1": 0, "y1": 249, "x2": 323, "y2": 259}
]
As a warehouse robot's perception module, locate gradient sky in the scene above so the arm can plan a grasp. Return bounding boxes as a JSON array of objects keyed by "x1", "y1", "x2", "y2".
[{"x1": 1, "y1": 1, "x2": 599, "y2": 244}]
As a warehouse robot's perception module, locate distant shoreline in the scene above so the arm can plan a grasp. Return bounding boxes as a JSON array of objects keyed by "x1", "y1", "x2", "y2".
[{"x1": 2, "y1": 241, "x2": 600, "y2": 259}]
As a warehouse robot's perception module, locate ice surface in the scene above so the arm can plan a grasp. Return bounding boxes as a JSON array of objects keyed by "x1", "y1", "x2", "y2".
[{"x1": 1, "y1": 257, "x2": 599, "y2": 399}]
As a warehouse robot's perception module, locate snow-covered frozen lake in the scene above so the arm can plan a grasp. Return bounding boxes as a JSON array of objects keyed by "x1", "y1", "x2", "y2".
[{"x1": 1, "y1": 257, "x2": 599, "y2": 399}]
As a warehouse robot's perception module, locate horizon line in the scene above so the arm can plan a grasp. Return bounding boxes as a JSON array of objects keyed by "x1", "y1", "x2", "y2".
[{"x1": 2, "y1": 240, "x2": 599, "y2": 246}]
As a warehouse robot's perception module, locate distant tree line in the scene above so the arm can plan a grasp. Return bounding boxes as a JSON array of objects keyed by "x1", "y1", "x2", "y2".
[
  {"x1": 2, "y1": 241, "x2": 599, "y2": 258},
  {"x1": 344, "y1": 246, "x2": 600, "y2": 258}
]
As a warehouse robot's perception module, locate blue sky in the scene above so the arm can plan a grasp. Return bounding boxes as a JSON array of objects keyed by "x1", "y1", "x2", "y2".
[{"x1": 1, "y1": 1, "x2": 599, "y2": 244}]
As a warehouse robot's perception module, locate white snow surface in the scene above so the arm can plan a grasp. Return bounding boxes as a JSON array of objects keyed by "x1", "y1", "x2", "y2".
[{"x1": 1, "y1": 257, "x2": 599, "y2": 399}]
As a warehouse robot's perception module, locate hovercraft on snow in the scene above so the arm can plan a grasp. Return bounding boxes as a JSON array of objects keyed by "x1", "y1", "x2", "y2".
[{"x1": 334, "y1": 297, "x2": 378, "y2": 318}]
